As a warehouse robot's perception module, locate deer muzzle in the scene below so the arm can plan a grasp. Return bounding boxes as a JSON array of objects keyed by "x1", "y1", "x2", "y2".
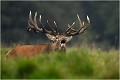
[{"x1": 60, "y1": 39, "x2": 66, "y2": 49}]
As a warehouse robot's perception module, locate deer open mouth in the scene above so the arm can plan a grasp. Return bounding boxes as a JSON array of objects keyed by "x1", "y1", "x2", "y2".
[{"x1": 61, "y1": 40, "x2": 66, "y2": 44}]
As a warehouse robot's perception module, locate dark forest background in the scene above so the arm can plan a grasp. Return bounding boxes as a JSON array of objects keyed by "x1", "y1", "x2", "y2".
[{"x1": 1, "y1": 1, "x2": 119, "y2": 50}]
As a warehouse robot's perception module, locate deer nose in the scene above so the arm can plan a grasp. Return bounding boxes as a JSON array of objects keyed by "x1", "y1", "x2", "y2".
[{"x1": 61, "y1": 43, "x2": 66, "y2": 48}]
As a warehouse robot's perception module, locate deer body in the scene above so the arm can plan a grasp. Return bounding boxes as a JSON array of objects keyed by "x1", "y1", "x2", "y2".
[
  {"x1": 6, "y1": 11, "x2": 90, "y2": 57},
  {"x1": 6, "y1": 41, "x2": 66, "y2": 57},
  {"x1": 6, "y1": 44, "x2": 47, "y2": 57}
]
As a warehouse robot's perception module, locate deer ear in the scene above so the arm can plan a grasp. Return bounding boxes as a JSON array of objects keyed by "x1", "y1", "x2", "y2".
[
  {"x1": 66, "y1": 36, "x2": 72, "y2": 42},
  {"x1": 46, "y1": 34, "x2": 56, "y2": 41}
]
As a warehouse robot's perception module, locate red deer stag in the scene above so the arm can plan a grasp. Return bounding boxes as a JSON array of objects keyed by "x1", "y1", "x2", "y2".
[{"x1": 6, "y1": 11, "x2": 90, "y2": 57}]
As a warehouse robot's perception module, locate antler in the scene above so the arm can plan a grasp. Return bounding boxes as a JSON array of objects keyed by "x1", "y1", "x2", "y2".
[
  {"x1": 28, "y1": 11, "x2": 90, "y2": 36},
  {"x1": 27, "y1": 11, "x2": 57, "y2": 35},
  {"x1": 65, "y1": 14, "x2": 90, "y2": 36},
  {"x1": 47, "y1": 20, "x2": 59, "y2": 34}
]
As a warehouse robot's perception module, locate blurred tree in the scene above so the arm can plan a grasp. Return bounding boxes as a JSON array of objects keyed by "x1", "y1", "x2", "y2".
[{"x1": 1, "y1": 1, "x2": 119, "y2": 49}]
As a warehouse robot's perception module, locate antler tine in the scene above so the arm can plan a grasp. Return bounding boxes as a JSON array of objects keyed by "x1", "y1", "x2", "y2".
[
  {"x1": 78, "y1": 15, "x2": 90, "y2": 33},
  {"x1": 68, "y1": 24, "x2": 77, "y2": 32},
  {"x1": 34, "y1": 12, "x2": 37, "y2": 25},
  {"x1": 66, "y1": 15, "x2": 82, "y2": 35},
  {"x1": 39, "y1": 15, "x2": 53, "y2": 34},
  {"x1": 39, "y1": 15, "x2": 45, "y2": 30},
  {"x1": 53, "y1": 21, "x2": 59, "y2": 34},
  {"x1": 83, "y1": 22, "x2": 84, "y2": 26},
  {"x1": 29, "y1": 11, "x2": 32, "y2": 21},
  {"x1": 64, "y1": 22, "x2": 75, "y2": 34},
  {"x1": 69, "y1": 14, "x2": 83, "y2": 34},
  {"x1": 28, "y1": 11, "x2": 53, "y2": 34},
  {"x1": 66, "y1": 24, "x2": 77, "y2": 34},
  {"x1": 82, "y1": 15, "x2": 90, "y2": 30},
  {"x1": 86, "y1": 15, "x2": 90, "y2": 26},
  {"x1": 28, "y1": 11, "x2": 42, "y2": 32},
  {"x1": 28, "y1": 11, "x2": 34, "y2": 27},
  {"x1": 66, "y1": 15, "x2": 90, "y2": 36},
  {"x1": 47, "y1": 20, "x2": 56, "y2": 34},
  {"x1": 77, "y1": 14, "x2": 83, "y2": 28},
  {"x1": 31, "y1": 13, "x2": 42, "y2": 31}
]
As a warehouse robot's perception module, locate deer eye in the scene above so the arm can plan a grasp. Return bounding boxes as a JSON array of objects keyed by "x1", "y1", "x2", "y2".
[
  {"x1": 56, "y1": 36, "x2": 59, "y2": 39},
  {"x1": 61, "y1": 39, "x2": 66, "y2": 44}
]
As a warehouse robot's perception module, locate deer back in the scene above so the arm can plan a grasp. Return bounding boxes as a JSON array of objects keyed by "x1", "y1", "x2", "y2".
[{"x1": 6, "y1": 44, "x2": 48, "y2": 57}]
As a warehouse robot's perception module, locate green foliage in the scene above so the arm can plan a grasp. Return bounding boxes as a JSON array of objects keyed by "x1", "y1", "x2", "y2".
[{"x1": 1, "y1": 46, "x2": 119, "y2": 79}]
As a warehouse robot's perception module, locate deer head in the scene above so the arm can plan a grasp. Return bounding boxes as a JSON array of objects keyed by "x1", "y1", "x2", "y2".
[{"x1": 27, "y1": 11, "x2": 90, "y2": 52}]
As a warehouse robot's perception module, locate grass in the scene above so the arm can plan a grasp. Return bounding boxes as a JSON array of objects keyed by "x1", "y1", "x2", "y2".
[{"x1": 0, "y1": 46, "x2": 119, "y2": 79}]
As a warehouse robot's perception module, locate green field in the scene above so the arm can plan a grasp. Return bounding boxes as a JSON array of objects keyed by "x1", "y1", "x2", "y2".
[{"x1": 1, "y1": 46, "x2": 119, "y2": 79}]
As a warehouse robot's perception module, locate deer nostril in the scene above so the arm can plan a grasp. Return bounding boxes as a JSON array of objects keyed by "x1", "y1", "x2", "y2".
[{"x1": 61, "y1": 40, "x2": 66, "y2": 44}]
